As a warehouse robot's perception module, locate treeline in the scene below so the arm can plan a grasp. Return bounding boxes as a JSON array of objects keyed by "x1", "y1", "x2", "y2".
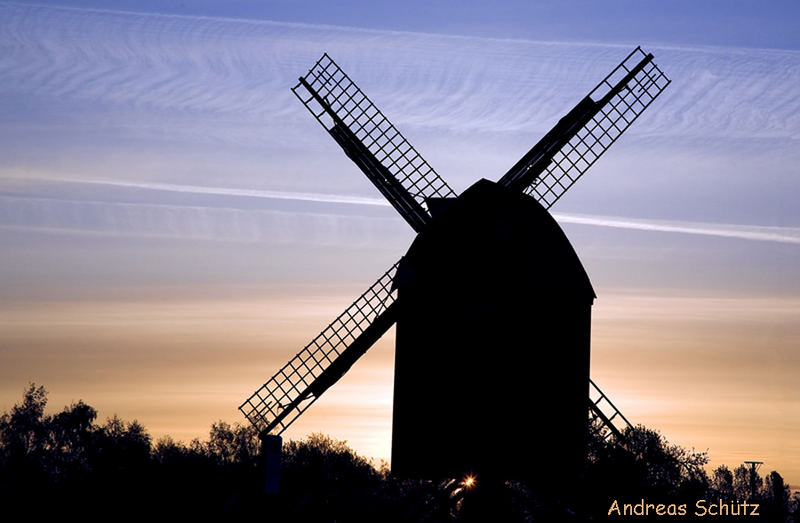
[{"x1": 0, "y1": 384, "x2": 797, "y2": 521}]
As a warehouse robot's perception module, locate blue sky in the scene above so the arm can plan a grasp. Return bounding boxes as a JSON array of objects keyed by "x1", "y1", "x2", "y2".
[
  {"x1": 1, "y1": 1, "x2": 798, "y2": 485},
  {"x1": 15, "y1": 0, "x2": 800, "y2": 50}
]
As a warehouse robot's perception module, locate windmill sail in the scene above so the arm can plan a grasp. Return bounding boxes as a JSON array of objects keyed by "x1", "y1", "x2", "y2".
[
  {"x1": 588, "y1": 378, "x2": 633, "y2": 441},
  {"x1": 499, "y1": 46, "x2": 671, "y2": 208},
  {"x1": 292, "y1": 53, "x2": 457, "y2": 232},
  {"x1": 239, "y1": 262, "x2": 400, "y2": 435},
  {"x1": 241, "y1": 48, "x2": 662, "y2": 448}
]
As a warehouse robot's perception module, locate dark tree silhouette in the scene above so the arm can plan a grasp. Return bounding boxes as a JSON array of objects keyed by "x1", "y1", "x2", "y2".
[
  {"x1": 584, "y1": 424, "x2": 710, "y2": 518},
  {"x1": 711, "y1": 464, "x2": 735, "y2": 500},
  {"x1": 1, "y1": 384, "x2": 797, "y2": 522},
  {"x1": 762, "y1": 471, "x2": 790, "y2": 521}
]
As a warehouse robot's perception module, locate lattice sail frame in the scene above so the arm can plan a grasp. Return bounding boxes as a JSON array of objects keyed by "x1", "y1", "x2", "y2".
[
  {"x1": 239, "y1": 262, "x2": 400, "y2": 435},
  {"x1": 527, "y1": 47, "x2": 670, "y2": 209},
  {"x1": 240, "y1": 48, "x2": 664, "y2": 439},
  {"x1": 292, "y1": 53, "x2": 457, "y2": 212},
  {"x1": 588, "y1": 378, "x2": 633, "y2": 441}
]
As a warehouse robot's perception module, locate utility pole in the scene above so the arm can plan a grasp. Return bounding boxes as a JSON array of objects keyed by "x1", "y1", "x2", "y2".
[{"x1": 743, "y1": 461, "x2": 763, "y2": 498}]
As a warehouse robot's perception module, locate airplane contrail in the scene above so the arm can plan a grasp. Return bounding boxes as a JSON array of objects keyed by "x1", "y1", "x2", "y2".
[
  {"x1": 552, "y1": 213, "x2": 800, "y2": 245},
  {"x1": 62, "y1": 178, "x2": 392, "y2": 207},
  {"x1": 7, "y1": 175, "x2": 800, "y2": 245}
]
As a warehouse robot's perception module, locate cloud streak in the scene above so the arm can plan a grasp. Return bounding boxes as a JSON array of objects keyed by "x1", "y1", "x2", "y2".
[
  {"x1": 56, "y1": 177, "x2": 392, "y2": 207},
  {"x1": 2, "y1": 176, "x2": 799, "y2": 245},
  {"x1": 554, "y1": 213, "x2": 800, "y2": 245},
  {"x1": 0, "y1": 193, "x2": 399, "y2": 245}
]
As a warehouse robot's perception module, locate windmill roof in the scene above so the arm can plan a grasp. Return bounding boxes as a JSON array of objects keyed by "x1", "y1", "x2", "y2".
[{"x1": 402, "y1": 178, "x2": 596, "y2": 303}]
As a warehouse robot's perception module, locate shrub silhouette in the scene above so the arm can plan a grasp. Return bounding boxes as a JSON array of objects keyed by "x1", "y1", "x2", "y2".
[{"x1": 1, "y1": 384, "x2": 796, "y2": 522}]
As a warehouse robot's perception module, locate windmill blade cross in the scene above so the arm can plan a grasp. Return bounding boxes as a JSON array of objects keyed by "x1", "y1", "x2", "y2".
[
  {"x1": 239, "y1": 262, "x2": 400, "y2": 436},
  {"x1": 241, "y1": 48, "x2": 659, "y2": 448},
  {"x1": 499, "y1": 46, "x2": 671, "y2": 208},
  {"x1": 292, "y1": 54, "x2": 457, "y2": 232}
]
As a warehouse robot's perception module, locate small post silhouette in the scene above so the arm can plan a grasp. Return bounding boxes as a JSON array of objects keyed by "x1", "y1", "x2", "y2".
[{"x1": 262, "y1": 434, "x2": 282, "y2": 494}]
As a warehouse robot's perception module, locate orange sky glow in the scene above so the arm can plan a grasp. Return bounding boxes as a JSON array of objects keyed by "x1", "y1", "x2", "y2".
[{"x1": 2, "y1": 289, "x2": 797, "y2": 486}]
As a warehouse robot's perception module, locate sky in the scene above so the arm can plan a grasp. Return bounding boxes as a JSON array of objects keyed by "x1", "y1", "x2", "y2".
[{"x1": 1, "y1": 1, "x2": 799, "y2": 487}]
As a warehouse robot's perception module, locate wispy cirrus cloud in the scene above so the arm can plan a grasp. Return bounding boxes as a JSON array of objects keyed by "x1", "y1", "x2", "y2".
[
  {"x1": 1, "y1": 2, "x2": 798, "y2": 140},
  {"x1": 3, "y1": 175, "x2": 799, "y2": 245}
]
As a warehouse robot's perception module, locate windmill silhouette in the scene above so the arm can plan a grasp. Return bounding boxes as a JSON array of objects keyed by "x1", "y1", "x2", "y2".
[{"x1": 240, "y1": 47, "x2": 670, "y2": 483}]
